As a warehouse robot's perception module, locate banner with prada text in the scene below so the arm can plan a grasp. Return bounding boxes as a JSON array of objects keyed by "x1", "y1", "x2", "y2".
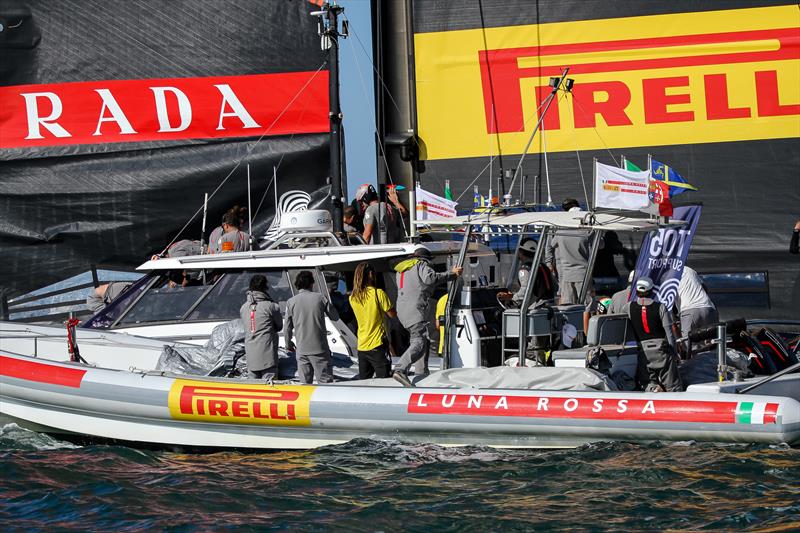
[{"x1": 0, "y1": 0, "x2": 331, "y2": 299}]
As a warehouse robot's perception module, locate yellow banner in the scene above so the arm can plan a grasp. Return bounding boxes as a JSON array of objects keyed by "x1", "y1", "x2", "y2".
[
  {"x1": 168, "y1": 379, "x2": 314, "y2": 427},
  {"x1": 414, "y1": 6, "x2": 800, "y2": 160}
]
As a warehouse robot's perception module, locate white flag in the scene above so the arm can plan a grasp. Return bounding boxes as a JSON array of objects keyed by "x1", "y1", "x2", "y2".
[
  {"x1": 416, "y1": 186, "x2": 457, "y2": 220},
  {"x1": 594, "y1": 162, "x2": 650, "y2": 211}
]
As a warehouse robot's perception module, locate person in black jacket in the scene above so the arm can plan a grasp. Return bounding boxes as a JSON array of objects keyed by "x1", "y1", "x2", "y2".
[
  {"x1": 791, "y1": 219, "x2": 800, "y2": 254},
  {"x1": 626, "y1": 277, "x2": 683, "y2": 392}
]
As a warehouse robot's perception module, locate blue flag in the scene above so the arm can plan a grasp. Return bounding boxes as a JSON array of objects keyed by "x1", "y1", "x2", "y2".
[
  {"x1": 632, "y1": 205, "x2": 702, "y2": 311},
  {"x1": 651, "y1": 159, "x2": 698, "y2": 197}
]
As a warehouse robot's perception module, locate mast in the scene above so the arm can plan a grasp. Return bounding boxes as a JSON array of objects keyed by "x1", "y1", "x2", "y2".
[{"x1": 313, "y1": 2, "x2": 347, "y2": 234}]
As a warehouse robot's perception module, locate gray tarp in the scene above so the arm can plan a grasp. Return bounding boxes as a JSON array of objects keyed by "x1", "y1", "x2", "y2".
[
  {"x1": 340, "y1": 367, "x2": 617, "y2": 391},
  {"x1": 156, "y1": 319, "x2": 298, "y2": 379}
]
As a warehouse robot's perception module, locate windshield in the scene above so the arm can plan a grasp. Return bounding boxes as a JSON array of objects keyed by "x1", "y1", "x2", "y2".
[
  {"x1": 188, "y1": 270, "x2": 292, "y2": 319},
  {"x1": 117, "y1": 275, "x2": 211, "y2": 325}
]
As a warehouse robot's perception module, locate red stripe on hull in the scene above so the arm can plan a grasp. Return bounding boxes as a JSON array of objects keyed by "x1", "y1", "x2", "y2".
[
  {"x1": 409, "y1": 393, "x2": 745, "y2": 424},
  {"x1": 0, "y1": 355, "x2": 86, "y2": 388}
]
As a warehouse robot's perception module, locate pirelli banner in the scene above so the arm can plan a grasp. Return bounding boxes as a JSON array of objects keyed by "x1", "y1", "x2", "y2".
[
  {"x1": 412, "y1": 1, "x2": 800, "y2": 317},
  {"x1": 0, "y1": 0, "x2": 330, "y2": 298}
]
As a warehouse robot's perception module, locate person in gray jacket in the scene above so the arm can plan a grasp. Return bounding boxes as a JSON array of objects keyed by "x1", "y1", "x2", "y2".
[
  {"x1": 86, "y1": 281, "x2": 132, "y2": 312},
  {"x1": 392, "y1": 246, "x2": 462, "y2": 386},
  {"x1": 285, "y1": 271, "x2": 339, "y2": 384},
  {"x1": 240, "y1": 275, "x2": 283, "y2": 379},
  {"x1": 608, "y1": 270, "x2": 634, "y2": 314},
  {"x1": 545, "y1": 199, "x2": 601, "y2": 305}
]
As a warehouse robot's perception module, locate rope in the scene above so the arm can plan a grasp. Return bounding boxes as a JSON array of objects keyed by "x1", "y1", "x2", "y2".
[{"x1": 158, "y1": 61, "x2": 329, "y2": 255}]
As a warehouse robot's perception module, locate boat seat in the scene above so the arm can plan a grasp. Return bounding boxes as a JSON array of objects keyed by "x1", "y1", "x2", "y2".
[{"x1": 552, "y1": 314, "x2": 641, "y2": 384}]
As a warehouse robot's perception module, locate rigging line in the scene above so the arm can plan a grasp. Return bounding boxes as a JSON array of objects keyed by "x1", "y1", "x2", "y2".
[
  {"x1": 477, "y1": 0, "x2": 505, "y2": 171},
  {"x1": 158, "y1": 61, "x2": 329, "y2": 255},
  {"x1": 569, "y1": 92, "x2": 621, "y2": 166},
  {"x1": 565, "y1": 92, "x2": 596, "y2": 208},
  {"x1": 454, "y1": 93, "x2": 550, "y2": 204},
  {"x1": 504, "y1": 93, "x2": 553, "y2": 194},
  {"x1": 343, "y1": 14, "x2": 404, "y2": 123},
  {"x1": 344, "y1": 21, "x2": 396, "y2": 188}
]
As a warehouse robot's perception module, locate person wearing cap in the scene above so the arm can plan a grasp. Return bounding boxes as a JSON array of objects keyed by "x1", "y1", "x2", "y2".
[
  {"x1": 545, "y1": 198, "x2": 601, "y2": 306},
  {"x1": 240, "y1": 275, "x2": 283, "y2": 379},
  {"x1": 626, "y1": 276, "x2": 683, "y2": 392},
  {"x1": 357, "y1": 183, "x2": 406, "y2": 245},
  {"x1": 497, "y1": 239, "x2": 556, "y2": 306},
  {"x1": 608, "y1": 271, "x2": 635, "y2": 314},
  {"x1": 392, "y1": 245, "x2": 462, "y2": 386},
  {"x1": 86, "y1": 281, "x2": 133, "y2": 312}
]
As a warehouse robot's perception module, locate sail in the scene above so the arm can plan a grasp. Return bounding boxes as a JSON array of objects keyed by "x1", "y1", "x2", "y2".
[
  {"x1": 407, "y1": 0, "x2": 800, "y2": 317},
  {"x1": 0, "y1": 0, "x2": 330, "y2": 300}
]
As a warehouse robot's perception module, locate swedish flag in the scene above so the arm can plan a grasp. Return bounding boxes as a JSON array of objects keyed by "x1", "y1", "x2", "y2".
[{"x1": 650, "y1": 159, "x2": 698, "y2": 197}]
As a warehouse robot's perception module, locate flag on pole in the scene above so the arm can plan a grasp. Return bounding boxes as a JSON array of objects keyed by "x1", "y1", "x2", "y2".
[
  {"x1": 594, "y1": 161, "x2": 650, "y2": 210},
  {"x1": 444, "y1": 179, "x2": 453, "y2": 201},
  {"x1": 651, "y1": 159, "x2": 698, "y2": 197},
  {"x1": 416, "y1": 186, "x2": 458, "y2": 220},
  {"x1": 625, "y1": 158, "x2": 673, "y2": 217}
]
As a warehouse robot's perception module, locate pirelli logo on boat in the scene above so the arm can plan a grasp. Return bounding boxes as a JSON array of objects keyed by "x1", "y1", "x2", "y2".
[
  {"x1": 414, "y1": 6, "x2": 800, "y2": 160},
  {"x1": 408, "y1": 393, "x2": 780, "y2": 425},
  {"x1": 168, "y1": 380, "x2": 314, "y2": 427}
]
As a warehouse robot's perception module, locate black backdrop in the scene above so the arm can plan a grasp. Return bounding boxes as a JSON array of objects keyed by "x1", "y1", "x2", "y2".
[{"x1": 0, "y1": 0, "x2": 330, "y2": 299}]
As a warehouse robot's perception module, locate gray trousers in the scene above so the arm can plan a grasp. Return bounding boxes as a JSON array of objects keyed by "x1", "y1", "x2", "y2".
[
  {"x1": 680, "y1": 306, "x2": 718, "y2": 337},
  {"x1": 559, "y1": 279, "x2": 594, "y2": 305},
  {"x1": 396, "y1": 321, "x2": 430, "y2": 375},
  {"x1": 298, "y1": 351, "x2": 333, "y2": 384},
  {"x1": 640, "y1": 338, "x2": 683, "y2": 392}
]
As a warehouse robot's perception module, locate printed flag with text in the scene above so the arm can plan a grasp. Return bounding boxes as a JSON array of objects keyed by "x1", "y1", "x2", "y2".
[{"x1": 595, "y1": 161, "x2": 650, "y2": 211}]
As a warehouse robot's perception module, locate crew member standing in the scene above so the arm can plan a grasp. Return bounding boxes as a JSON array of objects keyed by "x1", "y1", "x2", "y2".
[
  {"x1": 545, "y1": 198, "x2": 600, "y2": 305},
  {"x1": 284, "y1": 271, "x2": 339, "y2": 384},
  {"x1": 240, "y1": 275, "x2": 283, "y2": 379},
  {"x1": 349, "y1": 262, "x2": 397, "y2": 379},
  {"x1": 626, "y1": 277, "x2": 683, "y2": 392},
  {"x1": 676, "y1": 266, "x2": 718, "y2": 337},
  {"x1": 392, "y1": 246, "x2": 462, "y2": 386}
]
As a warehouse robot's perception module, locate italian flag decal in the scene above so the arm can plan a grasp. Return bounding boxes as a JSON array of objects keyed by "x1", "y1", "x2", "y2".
[{"x1": 735, "y1": 402, "x2": 779, "y2": 425}]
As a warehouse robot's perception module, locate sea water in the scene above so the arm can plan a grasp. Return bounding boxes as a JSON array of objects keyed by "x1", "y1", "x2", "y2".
[{"x1": 1, "y1": 423, "x2": 798, "y2": 531}]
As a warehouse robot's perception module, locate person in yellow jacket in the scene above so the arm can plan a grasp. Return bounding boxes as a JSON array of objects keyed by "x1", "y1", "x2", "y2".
[{"x1": 349, "y1": 262, "x2": 397, "y2": 379}]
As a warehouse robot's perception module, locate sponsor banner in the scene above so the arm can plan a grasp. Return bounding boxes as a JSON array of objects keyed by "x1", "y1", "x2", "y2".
[
  {"x1": 408, "y1": 392, "x2": 779, "y2": 425},
  {"x1": 633, "y1": 205, "x2": 702, "y2": 311},
  {"x1": 594, "y1": 162, "x2": 650, "y2": 210},
  {"x1": 415, "y1": 186, "x2": 458, "y2": 220},
  {"x1": 0, "y1": 354, "x2": 86, "y2": 388},
  {"x1": 168, "y1": 380, "x2": 315, "y2": 427},
  {"x1": 414, "y1": 6, "x2": 800, "y2": 160},
  {"x1": 0, "y1": 72, "x2": 329, "y2": 150}
]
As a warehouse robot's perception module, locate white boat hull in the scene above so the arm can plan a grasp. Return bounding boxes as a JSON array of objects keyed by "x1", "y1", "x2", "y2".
[{"x1": 2, "y1": 351, "x2": 798, "y2": 449}]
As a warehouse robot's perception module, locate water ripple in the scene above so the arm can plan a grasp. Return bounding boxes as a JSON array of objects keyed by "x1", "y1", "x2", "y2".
[{"x1": 0, "y1": 424, "x2": 797, "y2": 531}]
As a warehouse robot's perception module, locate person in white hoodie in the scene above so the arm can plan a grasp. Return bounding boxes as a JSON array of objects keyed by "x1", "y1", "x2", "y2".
[{"x1": 676, "y1": 266, "x2": 718, "y2": 337}]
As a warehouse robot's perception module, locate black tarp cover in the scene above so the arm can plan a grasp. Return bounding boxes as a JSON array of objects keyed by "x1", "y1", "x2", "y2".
[
  {"x1": 0, "y1": 0, "x2": 331, "y2": 299},
  {"x1": 410, "y1": 0, "x2": 800, "y2": 318}
]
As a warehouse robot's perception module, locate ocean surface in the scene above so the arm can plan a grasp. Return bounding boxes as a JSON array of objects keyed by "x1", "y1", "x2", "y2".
[{"x1": 1, "y1": 423, "x2": 797, "y2": 531}]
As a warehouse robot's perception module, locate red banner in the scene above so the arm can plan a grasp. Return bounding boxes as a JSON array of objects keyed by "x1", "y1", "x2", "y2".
[{"x1": 0, "y1": 71, "x2": 329, "y2": 149}]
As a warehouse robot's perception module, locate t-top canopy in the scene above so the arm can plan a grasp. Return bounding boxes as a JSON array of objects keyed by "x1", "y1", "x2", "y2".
[
  {"x1": 136, "y1": 241, "x2": 493, "y2": 271},
  {"x1": 418, "y1": 210, "x2": 684, "y2": 232}
]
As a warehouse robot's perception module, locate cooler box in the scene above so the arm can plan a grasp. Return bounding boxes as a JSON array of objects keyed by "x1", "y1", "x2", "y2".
[{"x1": 502, "y1": 308, "x2": 552, "y2": 337}]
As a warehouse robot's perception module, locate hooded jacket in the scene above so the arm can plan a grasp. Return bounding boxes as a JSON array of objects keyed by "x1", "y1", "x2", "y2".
[
  {"x1": 394, "y1": 258, "x2": 456, "y2": 327},
  {"x1": 239, "y1": 290, "x2": 283, "y2": 372}
]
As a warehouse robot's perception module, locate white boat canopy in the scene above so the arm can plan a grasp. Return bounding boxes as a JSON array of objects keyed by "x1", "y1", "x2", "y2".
[
  {"x1": 418, "y1": 210, "x2": 684, "y2": 232},
  {"x1": 137, "y1": 241, "x2": 493, "y2": 271}
]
